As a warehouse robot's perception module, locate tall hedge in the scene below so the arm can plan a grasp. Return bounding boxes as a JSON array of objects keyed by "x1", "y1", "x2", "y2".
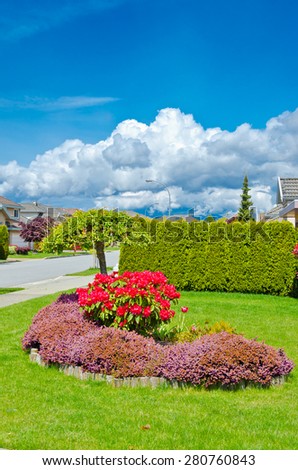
[
  {"x1": 0, "y1": 225, "x2": 9, "y2": 260},
  {"x1": 119, "y1": 220, "x2": 298, "y2": 296}
]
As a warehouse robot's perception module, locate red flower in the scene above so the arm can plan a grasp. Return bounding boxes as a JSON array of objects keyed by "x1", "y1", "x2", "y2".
[
  {"x1": 160, "y1": 299, "x2": 171, "y2": 309},
  {"x1": 159, "y1": 309, "x2": 173, "y2": 321},
  {"x1": 116, "y1": 305, "x2": 128, "y2": 317},
  {"x1": 130, "y1": 304, "x2": 143, "y2": 315},
  {"x1": 181, "y1": 306, "x2": 189, "y2": 313},
  {"x1": 104, "y1": 301, "x2": 115, "y2": 310},
  {"x1": 143, "y1": 306, "x2": 151, "y2": 318}
]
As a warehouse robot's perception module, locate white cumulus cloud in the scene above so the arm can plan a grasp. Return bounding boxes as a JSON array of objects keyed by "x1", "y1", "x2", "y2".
[{"x1": 1, "y1": 107, "x2": 298, "y2": 216}]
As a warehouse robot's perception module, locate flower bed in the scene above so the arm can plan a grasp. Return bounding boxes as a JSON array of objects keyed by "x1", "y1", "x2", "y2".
[{"x1": 22, "y1": 290, "x2": 294, "y2": 389}]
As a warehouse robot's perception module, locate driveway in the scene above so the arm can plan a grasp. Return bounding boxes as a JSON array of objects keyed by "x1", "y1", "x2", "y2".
[
  {"x1": 0, "y1": 251, "x2": 120, "y2": 307},
  {"x1": 0, "y1": 251, "x2": 119, "y2": 287}
]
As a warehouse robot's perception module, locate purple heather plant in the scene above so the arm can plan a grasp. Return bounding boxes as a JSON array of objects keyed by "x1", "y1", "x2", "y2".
[
  {"x1": 22, "y1": 303, "x2": 295, "y2": 388},
  {"x1": 161, "y1": 332, "x2": 294, "y2": 387},
  {"x1": 22, "y1": 302, "x2": 164, "y2": 377},
  {"x1": 55, "y1": 292, "x2": 79, "y2": 304}
]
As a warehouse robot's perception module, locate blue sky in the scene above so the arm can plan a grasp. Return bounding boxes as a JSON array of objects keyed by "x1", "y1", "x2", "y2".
[{"x1": 1, "y1": 0, "x2": 298, "y2": 216}]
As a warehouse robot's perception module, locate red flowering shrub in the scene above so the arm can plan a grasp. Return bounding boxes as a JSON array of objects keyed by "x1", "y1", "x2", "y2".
[
  {"x1": 76, "y1": 271, "x2": 180, "y2": 336},
  {"x1": 161, "y1": 332, "x2": 294, "y2": 387}
]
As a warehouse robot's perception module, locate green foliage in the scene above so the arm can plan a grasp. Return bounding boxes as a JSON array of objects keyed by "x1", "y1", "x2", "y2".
[
  {"x1": 40, "y1": 209, "x2": 133, "y2": 273},
  {"x1": 0, "y1": 225, "x2": 9, "y2": 260},
  {"x1": 173, "y1": 320, "x2": 237, "y2": 343},
  {"x1": 238, "y1": 175, "x2": 254, "y2": 222},
  {"x1": 8, "y1": 245, "x2": 16, "y2": 255},
  {"x1": 120, "y1": 220, "x2": 298, "y2": 296}
]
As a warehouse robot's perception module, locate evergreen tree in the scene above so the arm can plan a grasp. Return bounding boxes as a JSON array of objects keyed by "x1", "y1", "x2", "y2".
[
  {"x1": 238, "y1": 175, "x2": 254, "y2": 222},
  {"x1": 0, "y1": 225, "x2": 9, "y2": 260}
]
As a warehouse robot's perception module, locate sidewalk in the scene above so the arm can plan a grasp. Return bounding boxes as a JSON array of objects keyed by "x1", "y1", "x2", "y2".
[{"x1": 0, "y1": 275, "x2": 95, "y2": 308}]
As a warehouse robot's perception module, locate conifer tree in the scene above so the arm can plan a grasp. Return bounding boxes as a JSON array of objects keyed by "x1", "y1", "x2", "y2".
[{"x1": 238, "y1": 175, "x2": 254, "y2": 222}]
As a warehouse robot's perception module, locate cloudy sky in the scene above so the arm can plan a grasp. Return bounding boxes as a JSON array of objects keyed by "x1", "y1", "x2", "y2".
[{"x1": 1, "y1": 0, "x2": 298, "y2": 217}]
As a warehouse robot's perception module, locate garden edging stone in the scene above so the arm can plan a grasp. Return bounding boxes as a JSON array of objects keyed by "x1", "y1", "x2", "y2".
[{"x1": 29, "y1": 348, "x2": 287, "y2": 390}]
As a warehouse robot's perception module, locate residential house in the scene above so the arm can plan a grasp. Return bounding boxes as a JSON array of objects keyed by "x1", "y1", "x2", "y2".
[
  {"x1": 264, "y1": 178, "x2": 298, "y2": 228},
  {"x1": 20, "y1": 202, "x2": 78, "y2": 222},
  {"x1": 0, "y1": 196, "x2": 24, "y2": 246}
]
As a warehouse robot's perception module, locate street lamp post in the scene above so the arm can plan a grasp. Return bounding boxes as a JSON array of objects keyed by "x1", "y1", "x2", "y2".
[{"x1": 145, "y1": 179, "x2": 172, "y2": 217}]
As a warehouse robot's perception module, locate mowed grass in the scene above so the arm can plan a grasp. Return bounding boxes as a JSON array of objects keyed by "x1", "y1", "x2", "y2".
[
  {"x1": 0, "y1": 288, "x2": 24, "y2": 295},
  {"x1": 0, "y1": 291, "x2": 297, "y2": 450},
  {"x1": 65, "y1": 267, "x2": 113, "y2": 276}
]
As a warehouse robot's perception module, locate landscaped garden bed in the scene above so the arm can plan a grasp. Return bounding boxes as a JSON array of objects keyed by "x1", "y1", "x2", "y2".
[
  {"x1": 22, "y1": 271, "x2": 294, "y2": 390},
  {"x1": 2, "y1": 287, "x2": 297, "y2": 449}
]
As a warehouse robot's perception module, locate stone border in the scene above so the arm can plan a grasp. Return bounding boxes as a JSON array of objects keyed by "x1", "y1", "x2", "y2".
[
  {"x1": 29, "y1": 348, "x2": 287, "y2": 389},
  {"x1": 29, "y1": 349, "x2": 170, "y2": 388}
]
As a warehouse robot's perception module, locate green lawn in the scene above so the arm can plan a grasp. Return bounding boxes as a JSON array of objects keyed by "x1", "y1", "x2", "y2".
[
  {"x1": 0, "y1": 291, "x2": 297, "y2": 450},
  {"x1": 0, "y1": 287, "x2": 24, "y2": 295},
  {"x1": 65, "y1": 267, "x2": 113, "y2": 276}
]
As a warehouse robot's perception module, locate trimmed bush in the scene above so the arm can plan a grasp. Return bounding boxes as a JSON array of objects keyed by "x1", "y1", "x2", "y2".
[
  {"x1": 22, "y1": 301, "x2": 294, "y2": 388},
  {"x1": 120, "y1": 220, "x2": 298, "y2": 296},
  {"x1": 0, "y1": 225, "x2": 9, "y2": 260}
]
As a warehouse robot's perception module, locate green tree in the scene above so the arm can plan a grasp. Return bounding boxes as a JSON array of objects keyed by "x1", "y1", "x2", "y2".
[
  {"x1": 0, "y1": 225, "x2": 9, "y2": 260},
  {"x1": 238, "y1": 175, "x2": 254, "y2": 222},
  {"x1": 42, "y1": 209, "x2": 133, "y2": 274}
]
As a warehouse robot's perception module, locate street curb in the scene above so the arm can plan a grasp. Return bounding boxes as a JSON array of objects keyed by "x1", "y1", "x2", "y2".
[{"x1": 0, "y1": 260, "x2": 20, "y2": 264}]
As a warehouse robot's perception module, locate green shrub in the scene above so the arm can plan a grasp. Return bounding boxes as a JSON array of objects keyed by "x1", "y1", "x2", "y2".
[
  {"x1": 120, "y1": 220, "x2": 298, "y2": 296},
  {"x1": 0, "y1": 225, "x2": 9, "y2": 260},
  {"x1": 173, "y1": 320, "x2": 237, "y2": 343},
  {"x1": 8, "y1": 245, "x2": 16, "y2": 255}
]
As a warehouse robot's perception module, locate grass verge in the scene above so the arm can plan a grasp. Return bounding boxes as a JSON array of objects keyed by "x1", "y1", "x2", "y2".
[
  {"x1": 0, "y1": 287, "x2": 24, "y2": 295},
  {"x1": 65, "y1": 267, "x2": 113, "y2": 276},
  {"x1": 0, "y1": 291, "x2": 297, "y2": 450}
]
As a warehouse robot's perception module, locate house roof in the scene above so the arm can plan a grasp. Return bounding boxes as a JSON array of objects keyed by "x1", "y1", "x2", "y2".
[
  {"x1": 264, "y1": 203, "x2": 283, "y2": 220},
  {"x1": 0, "y1": 196, "x2": 22, "y2": 208},
  {"x1": 20, "y1": 202, "x2": 48, "y2": 213},
  {"x1": 279, "y1": 200, "x2": 298, "y2": 217},
  {"x1": 277, "y1": 177, "x2": 298, "y2": 204},
  {"x1": 20, "y1": 203, "x2": 79, "y2": 219}
]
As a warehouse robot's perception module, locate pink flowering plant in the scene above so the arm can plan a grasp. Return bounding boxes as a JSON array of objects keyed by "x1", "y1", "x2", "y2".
[
  {"x1": 76, "y1": 271, "x2": 181, "y2": 336},
  {"x1": 292, "y1": 243, "x2": 298, "y2": 258}
]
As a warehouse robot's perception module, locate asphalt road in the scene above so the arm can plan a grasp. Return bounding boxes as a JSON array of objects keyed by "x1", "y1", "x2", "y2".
[{"x1": 0, "y1": 251, "x2": 119, "y2": 288}]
